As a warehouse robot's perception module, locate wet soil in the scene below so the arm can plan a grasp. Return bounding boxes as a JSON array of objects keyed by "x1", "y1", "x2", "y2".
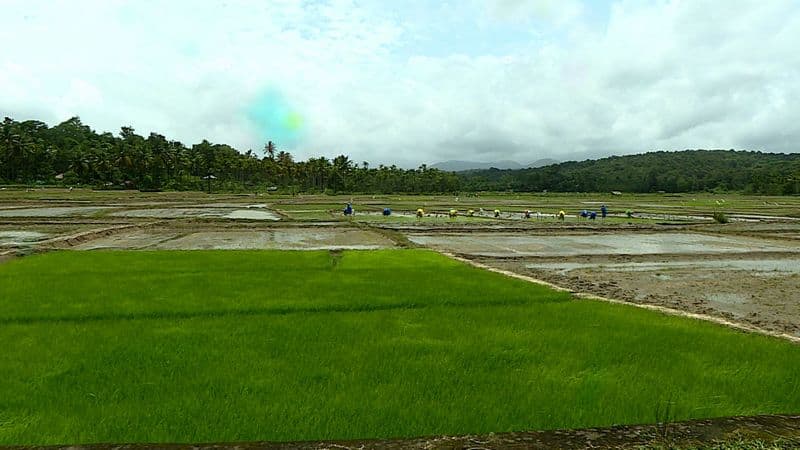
[
  {"x1": 4, "y1": 191, "x2": 800, "y2": 342},
  {"x1": 407, "y1": 232, "x2": 800, "y2": 257},
  {"x1": 154, "y1": 229, "x2": 395, "y2": 250},
  {"x1": 0, "y1": 231, "x2": 48, "y2": 247},
  {"x1": 111, "y1": 207, "x2": 280, "y2": 220},
  {"x1": 72, "y1": 230, "x2": 181, "y2": 250},
  {"x1": 0, "y1": 206, "x2": 114, "y2": 217},
  {"x1": 73, "y1": 228, "x2": 396, "y2": 250},
  {"x1": 407, "y1": 229, "x2": 800, "y2": 338},
  {"x1": 477, "y1": 251, "x2": 800, "y2": 338}
]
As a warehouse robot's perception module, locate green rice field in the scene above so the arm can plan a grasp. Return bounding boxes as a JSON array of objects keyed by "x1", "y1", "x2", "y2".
[{"x1": 0, "y1": 250, "x2": 799, "y2": 445}]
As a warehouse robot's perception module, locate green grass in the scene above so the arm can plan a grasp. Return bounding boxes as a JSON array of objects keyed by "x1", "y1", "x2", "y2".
[
  {"x1": 1, "y1": 250, "x2": 799, "y2": 445},
  {"x1": 3, "y1": 189, "x2": 799, "y2": 219}
]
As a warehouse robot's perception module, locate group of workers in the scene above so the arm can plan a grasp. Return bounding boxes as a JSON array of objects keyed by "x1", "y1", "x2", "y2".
[{"x1": 343, "y1": 202, "x2": 625, "y2": 220}]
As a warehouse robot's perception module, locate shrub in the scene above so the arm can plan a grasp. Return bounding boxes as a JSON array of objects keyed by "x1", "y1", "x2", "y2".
[{"x1": 713, "y1": 211, "x2": 729, "y2": 223}]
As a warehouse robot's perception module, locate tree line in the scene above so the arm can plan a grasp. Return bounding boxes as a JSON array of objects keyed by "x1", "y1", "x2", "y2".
[
  {"x1": 2, "y1": 116, "x2": 798, "y2": 195},
  {"x1": 0, "y1": 116, "x2": 460, "y2": 193},
  {"x1": 459, "y1": 150, "x2": 800, "y2": 195}
]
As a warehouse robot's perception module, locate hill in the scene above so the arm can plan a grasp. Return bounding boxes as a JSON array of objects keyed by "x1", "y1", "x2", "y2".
[
  {"x1": 431, "y1": 160, "x2": 526, "y2": 171},
  {"x1": 458, "y1": 150, "x2": 800, "y2": 195},
  {"x1": 431, "y1": 158, "x2": 559, "y2": 172}
]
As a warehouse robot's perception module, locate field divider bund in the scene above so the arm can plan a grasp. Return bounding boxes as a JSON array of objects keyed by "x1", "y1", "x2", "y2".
[{"x1": 35, "y1": 222, "x2": 158, "y2": 249}]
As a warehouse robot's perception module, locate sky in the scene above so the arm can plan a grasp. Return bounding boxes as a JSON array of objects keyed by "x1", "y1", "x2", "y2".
[{"x1": 1, "y1": 0, "x2": 799, "y2": 167}]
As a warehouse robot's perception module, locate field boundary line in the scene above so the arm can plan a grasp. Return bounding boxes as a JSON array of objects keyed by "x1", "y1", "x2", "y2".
[
  {"x1": 2, "y1": 413, "x2": 798, "y2": 449},
  {"x1": 35, "y1": 223, "x2": 156, "y2": 249},
  {"x1": 441, "y1": 251, "x2": 800, "y2": 345}
]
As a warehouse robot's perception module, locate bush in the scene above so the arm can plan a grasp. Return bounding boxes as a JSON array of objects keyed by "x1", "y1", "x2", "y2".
[
  {"x1": 713, "y1": 211, "x2": 729, "y2": 224},
  {"x1": 62, "y1": 170, "x2": 80, "y2": 185}
]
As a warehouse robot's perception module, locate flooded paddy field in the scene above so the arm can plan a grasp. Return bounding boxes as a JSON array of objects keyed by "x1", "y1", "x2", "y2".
[
  {"x1": 0, "y1": 206, "x2": 114, "y2": 217},
  {"x1": 2, "y1": 188, "x2": 800, "y2": 340},
  {"x1": 454, "y1": 234, "x2": 800, "y2": 337},
  {"x1": 0, "y1": 230, "x2": 49, "y2": 247},
  {"x1": 110, "y1": 207, "x2": 281, "y2": 220},
  {"x1": 404, "y1": 228, "x2": 800, "y2": 336},
  {"x1": 406, "y1": 232, "x2": 800, "y2": 257},
  {"x1": 508, "y1": 254, "x2": 800, "y2": 337},
  {"x1": 0, "y1": 223, "x2": 94, "y2": 250},
  {"x1": 74, "y1": 227, "x2": 396, "y2": 250}
]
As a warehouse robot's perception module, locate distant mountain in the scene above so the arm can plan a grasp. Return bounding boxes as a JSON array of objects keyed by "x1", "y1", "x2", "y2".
[
  {"x1": 431, "y1": 160, "x2": 523, "y2": 171},
  {"x1": 432, "y1": 158, "x2": 559, "y2": 172},
  {"x1": 528, "y1": 158, "x2": 560, "y2": 168}
]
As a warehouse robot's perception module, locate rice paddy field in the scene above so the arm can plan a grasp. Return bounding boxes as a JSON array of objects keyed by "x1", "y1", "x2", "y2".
[{"x1": 1, "y1": 249, "x2": 799, "y2": 446}]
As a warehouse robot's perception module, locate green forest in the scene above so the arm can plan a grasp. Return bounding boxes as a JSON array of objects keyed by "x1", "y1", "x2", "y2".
[
  {"x1": 2, "y1": 116, "x2": 798, "y2": 194},
  {"x1": 461, "y1": 150, "x2": 800, "y2": 195},
  {"x1": 0, "y1": 116, "x2": 459, "y2": 193}
]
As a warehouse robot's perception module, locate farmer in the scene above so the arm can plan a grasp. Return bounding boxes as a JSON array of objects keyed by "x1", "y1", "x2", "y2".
[
  {"x1": 494, "y1": 209, "x2": 501, "y2": 218},
  {"x1": 558, "y1": 210, "x2": 566, "y2": 221},
  {"x1": 524, "y1": 210, "x2": 531, "y2": 219},
  {"x1": 416, "y1": 208, "x2": 425, "y2": 218},
  {"x1": 343, "y1": 203, "x2": 353, "y2": 216},
  {"x1": 580, "y1": 210, "x2": 589, "y2": 218},
  {"x1": 449, "y1": 209, "x2": 458, "y2": 218},
  {"x1": 382, "y1": 208, "x2": 392, "y2": 216},
  {"x1": 467, "y1": 209, "x2": 475, "y2": 217},
  {"x1": 589, "y1": 211, "x2": 597, "y2": 220},
  {"x1": 601, "y1": 204, "x2": 607, "y2": 218}
]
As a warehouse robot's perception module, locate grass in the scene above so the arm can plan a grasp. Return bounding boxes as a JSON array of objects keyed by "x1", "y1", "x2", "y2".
[
  {"x1": 642, "y1": 439, "x2": 800, "y2": 449},
  {"x1": 4, "y1": 189, "x2": 800, "y2": 216},
  {"x1": 1, "y1": 250, "x2": 799, "y2": 445}
]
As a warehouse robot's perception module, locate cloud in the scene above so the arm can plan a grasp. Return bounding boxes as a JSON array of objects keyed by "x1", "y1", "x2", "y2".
[
  {"x1": 1, "y1": 0, "x2": 798, "y2": 166},
  {"x1": 486, "y1": 0, "x2": 585, "y2": 26}
]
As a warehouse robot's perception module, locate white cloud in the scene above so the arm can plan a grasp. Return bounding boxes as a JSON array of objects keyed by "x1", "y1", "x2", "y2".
[
  {"x1": 1, "y1": 0, "x2": 798, "y2": 166},
  {"x1": 486, "y1": 0, "x2": 585, "y2": 26}
]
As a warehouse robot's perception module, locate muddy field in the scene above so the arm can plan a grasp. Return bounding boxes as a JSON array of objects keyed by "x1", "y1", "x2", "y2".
[
  {"x1": 408, "y1": 230, "x2": 800, "y2": 337},
  {"x1": 74, "y1": 228, "x2": 395, "y2": 250},
  {"x1": 1, "y1": 188, "x2": 799, "y2": 341},
  {"x1": 407, "y1": 232, "x2": 800, "y2": 257}
]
